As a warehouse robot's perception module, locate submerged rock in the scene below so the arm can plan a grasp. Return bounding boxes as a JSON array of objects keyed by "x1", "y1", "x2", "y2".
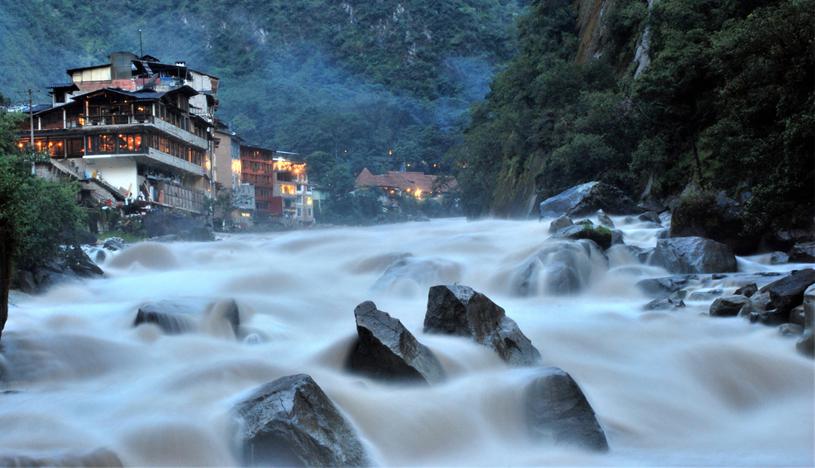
[
  {"x1": 524, "y1": 367, "x2": 609, "y2": 452},
  {"x1": 515, "y1": 240, "x2": 607, "y2": 296},
  {"x1": 548, "y1": 215, "x2": 574, "y2": 234},
  {"x1": 424, "y1": 285, "x2": 541, "y2": 366},
  {"x1": 0, "y1": 448, "x2": 122, "y2": 467},
  {"x1": 539, "y1": 181, "x2": 636, "y2": 218},
  {"x1": 232, "y1": 374, "x2": 368, "y2": 467},
  {"x1": 796, "y1": 331, "x2": 814, "y2": 358},
  {"x1": 346, "y1": 301, "x2": 445, "y2": 384},
  {"x1": 553, "y1": 224, "x2": 613, "y2": 250},
  {"x1": 735, "y1": 283, "x2": 758, "y2": 298},
  {"x1": 133, "y1": 298, "x2": 241, "y2": 336},
  {"x1": 373, "y1": 255, "x2": 461, "y2": 293},
  {"x1": 709, "y1": 295, "x2": 751, "y2": 317},
  {"x1": 597, "y1": 210, "x2": 614, "y2": 228},
  {"x1": 649, "y1": 237, "x2": 737, "y2": 274}
]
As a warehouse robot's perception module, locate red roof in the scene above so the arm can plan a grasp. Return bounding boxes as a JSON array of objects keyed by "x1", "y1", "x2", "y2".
[{"x1": 355, "y1": 168, "x2": 457, "y2": 194}]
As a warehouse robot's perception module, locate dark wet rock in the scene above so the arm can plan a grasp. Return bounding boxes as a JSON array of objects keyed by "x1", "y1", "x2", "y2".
[
  {"x1": 789, "y1": 242, "x2": 815, "y2": 263},
  {"x1": 424, "y1": 285, "x2": 541, "y2": 366},
  {"x1": 636, "y1": 275, "x2": 694, "y2": 298},
  {"x1": 548, "y1": 215, "x2": 574, "y2": 234},
  {"x1": 709, "y1": 295, "x2": 751, "y2": 317},
  {"x1": 11, "y1": 245, "x2": 103, "y2": 293},
  {"x1": 644, "y1": 291, "x2": 686, "y2": 311},
  {"x1": 597, "y1": 210, "x2": 614, "y2": 228},
  {"x1": 748, "y1": 309, "x2": 788, "y2": 326},
  {"x1": 524, "y1": 367, "x2": 609, "y2": 452},
  {"x1": 650, "y1": 237, "x2": 737, "y2": 274},
  {"x1": 233, "y1": 374, "x2": 368, "y2": 467},
  {"x1": 742, "y1": 292, "x2": 772, "y2": 317},
  {"x1": 515, "y1": 240, "x2": 606, "y2": 296},
  {"x1": 346, "y1": 301, "x2": 445, "y2": 384},
  {"x1": 770, "y1": 251, "x2": 790, "y2": 265},
  {"x1": 0, "y1": 448, "x2": 123, "y2": 467},
  {"x1": 778, "y1": 323, "x2": 803, "y2": 337},
  {"x1": 735, "y1": 283, "x2": 758, "y2": 298},
  {"x1": 796, "y1": 330, "x2": 813, "y2": 358},
  {"x1": 539, "y1": 181, "x2": 637, "y2": 218},
  {"x1": 553, "y1": 224, "x2": 613, "y2": 250},
  {"x1": 638, "y1": 211, "x2": 661, "y2": 224},
  {"x1": 688, "y1": 289, "x2": 723, "y2": 301},
  {"x1": 758, "y1": 269, "x2": 815, "y2": 318}
]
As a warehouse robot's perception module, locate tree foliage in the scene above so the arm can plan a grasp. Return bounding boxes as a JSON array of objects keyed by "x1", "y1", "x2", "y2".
[{"x1": 453, "y1": 0, "x2": 814, "y2": 234}]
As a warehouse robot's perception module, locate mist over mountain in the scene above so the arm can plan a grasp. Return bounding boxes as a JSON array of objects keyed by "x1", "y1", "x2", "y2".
[{"x1": 0, "y1": 0, "x2": 523, "y2": 173}]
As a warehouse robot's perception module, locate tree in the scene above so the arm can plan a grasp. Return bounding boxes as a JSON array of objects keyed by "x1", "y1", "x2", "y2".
[{"x1": 0, "y1": 111, "x2": 86, "y2": 340}]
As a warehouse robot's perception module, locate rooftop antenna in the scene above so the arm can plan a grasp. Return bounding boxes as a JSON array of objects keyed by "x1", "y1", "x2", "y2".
[{"x1": 138, "y1": 29, "x2": 143, "y2": 57}]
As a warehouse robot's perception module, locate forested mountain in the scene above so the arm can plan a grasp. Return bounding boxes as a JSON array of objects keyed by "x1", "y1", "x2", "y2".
[
  {"x1": 455, "y1": 0, "x2": 813, "y2": 236},
  {"x1": 0, "y1": 0, "x2": 523, "y2": 175}
]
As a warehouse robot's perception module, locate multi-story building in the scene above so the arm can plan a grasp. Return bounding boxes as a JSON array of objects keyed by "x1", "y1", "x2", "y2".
[
  {"x1": 239, "y1": 144, "x2": 313, "y2": 223},
  {"x1": 213, "y1": 121, "x2": 255, "y2": 224},
  {"x1": 17, "y1": 53, "x2": 218, "y2": 215}
]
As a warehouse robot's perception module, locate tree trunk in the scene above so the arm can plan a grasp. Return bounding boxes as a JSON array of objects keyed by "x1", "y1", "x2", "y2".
[{"x1": 0, "y1": 227, "x2": 11, "y2": 342}]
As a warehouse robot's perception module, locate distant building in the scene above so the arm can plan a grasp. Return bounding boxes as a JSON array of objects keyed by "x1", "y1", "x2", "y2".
[
  {"x1": 239, "y1": 144, "x2": 313, "y2": 224},
  {"x1": 213, "y1": 120, "x2": 254, "y2": 226},
  {"x1": 354, "y1": 168, "x2": 457, "y2": 199},
  {"x1": 16, "y1": 52, "x2": 219, "y2": 215}
]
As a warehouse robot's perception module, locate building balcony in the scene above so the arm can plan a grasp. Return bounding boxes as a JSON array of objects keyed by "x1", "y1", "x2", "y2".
[
  {"x1": 70, "y1": 114, "x2": 208, "y2": 149},
  {"x1": 83, "y1": 147, "x2": 205, "y2": 177}
]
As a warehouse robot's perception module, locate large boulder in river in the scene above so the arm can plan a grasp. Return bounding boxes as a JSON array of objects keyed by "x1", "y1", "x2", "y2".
[
  {"x1": 232, "y1": 374, "x2": 368, "y2": 467},
  {"x1": 709, "y1": 295, "x2": 751, "y2": 317},
  {"x1": 789, "y1": 242, "x2": 815, "y2": 263},
  {"x1": 669, "y1": 190, "x2": 758, "y2": 254},
  {"x1": 424, "y1": 285, "x2": 541, "y2": 366},
  {"x1": 346, "y1": 301, "x2": 445, "y2": 384},
  {"x1": 649, "y1": 237, "x2": 737, "y2": 274},
  {"x1": 758, "y1": 269, "x2": 815, "y2": 318},
  {"x1": 524, "y1": 367, "x2": 608, "y2": 452},
  {"x1": 539, "y1": 181, "x2": 636, "y2": 219}
]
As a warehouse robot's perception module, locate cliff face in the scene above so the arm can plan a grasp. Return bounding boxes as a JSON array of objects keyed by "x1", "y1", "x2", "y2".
[{"x1": 574, "y1": 0, "x2": 614, "y2": 63}]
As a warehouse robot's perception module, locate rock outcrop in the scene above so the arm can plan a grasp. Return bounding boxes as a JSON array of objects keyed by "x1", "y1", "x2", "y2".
[
  {"x1": 758, "y1": 269, "x2": 815, "y2": 319},
  {"x1": 539, "y1": 181, "x2": 636, "y2": 219},
  {"x1": 346, "y1": 301, "x2": 445, "y2": 384},
  {"x1": 424, "y1": 285, "x2": 541, "y2": 366},
  {"x1": 649, "y1": 237, "x2": 737, "y2": 274},
  {"x1": 524, "y1": 367, "x2": 609, "y2": 452},
  {"x1": 232, "y1": 374, "x2": 368, "y2": 467}
]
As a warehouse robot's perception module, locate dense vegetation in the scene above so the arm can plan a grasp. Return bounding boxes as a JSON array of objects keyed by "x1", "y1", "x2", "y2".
[
  {"x1": 0, "y1": 0, "x2": 522, "y2": 181},
  {"x1": 454, "y1": 0, "x2": 814, "y2": 237},
  {"x1": 0, "y1": 100, "x2": 87, "y2": 338}
]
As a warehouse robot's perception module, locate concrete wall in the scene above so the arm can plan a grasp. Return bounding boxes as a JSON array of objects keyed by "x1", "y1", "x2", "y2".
[
  {"x1": 213, "y1": 130, "x2": 235, "y2": 191},
  {"x1": 72, "y1": 66, "x2": 112, "y2": 83},
  {"x1": 82, "y1": 157, "x2": 138, "y2": 198}
]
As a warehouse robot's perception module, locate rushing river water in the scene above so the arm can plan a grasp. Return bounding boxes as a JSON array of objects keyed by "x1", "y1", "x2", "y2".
[{"x1": 1, "y1": 217, "x2": 813, "y2": 466}]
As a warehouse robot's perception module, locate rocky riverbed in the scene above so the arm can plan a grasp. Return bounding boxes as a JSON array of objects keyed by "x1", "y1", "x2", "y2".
[{"x1": 0, "y1": 215, "x2": 812, "y2": 466}]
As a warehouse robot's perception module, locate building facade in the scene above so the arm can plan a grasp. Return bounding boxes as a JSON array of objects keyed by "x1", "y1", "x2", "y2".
[
  {"x1": 17, "y1": 53, "x2": 219, "y2": 215},
  {"x1": 239, "y1": 144, "x2": 313, "y2": 223}
]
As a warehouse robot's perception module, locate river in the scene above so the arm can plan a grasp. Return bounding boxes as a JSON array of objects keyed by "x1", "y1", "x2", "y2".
[{"x1": 1, "y1": 217, "x2": 813, "y2": 466}]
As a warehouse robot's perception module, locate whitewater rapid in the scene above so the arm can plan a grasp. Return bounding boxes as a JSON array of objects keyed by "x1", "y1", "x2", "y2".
[{"x1": 1, "y1": 217, "x2": 813, "y2": 466}]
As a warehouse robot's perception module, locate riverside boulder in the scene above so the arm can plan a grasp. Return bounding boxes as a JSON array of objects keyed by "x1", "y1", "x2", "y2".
[
  {"x1": 424, "y1": 285, "x2": 541, "y2": 366},
  {"x1": 709, "y1": 295, "x2": 751, "y2": 317},
  {"x1": 232, "y1": 374, "x2": 368, "y2": 467},
  {"x1": 758, "y1": 269, "x2": 815, "y2": 318},
  {"x1": 649, "y1": 237, "x2": 737, "y2": 274},
  {"x1": 524, "y1": 367, "x2": 609, "y2": 452},
  {"x1": 539, "y1": 181, "x2": 636, "y2": 218},
  {"x1": 346, "y1": 301, "x2": 445, "y2": 384}
]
